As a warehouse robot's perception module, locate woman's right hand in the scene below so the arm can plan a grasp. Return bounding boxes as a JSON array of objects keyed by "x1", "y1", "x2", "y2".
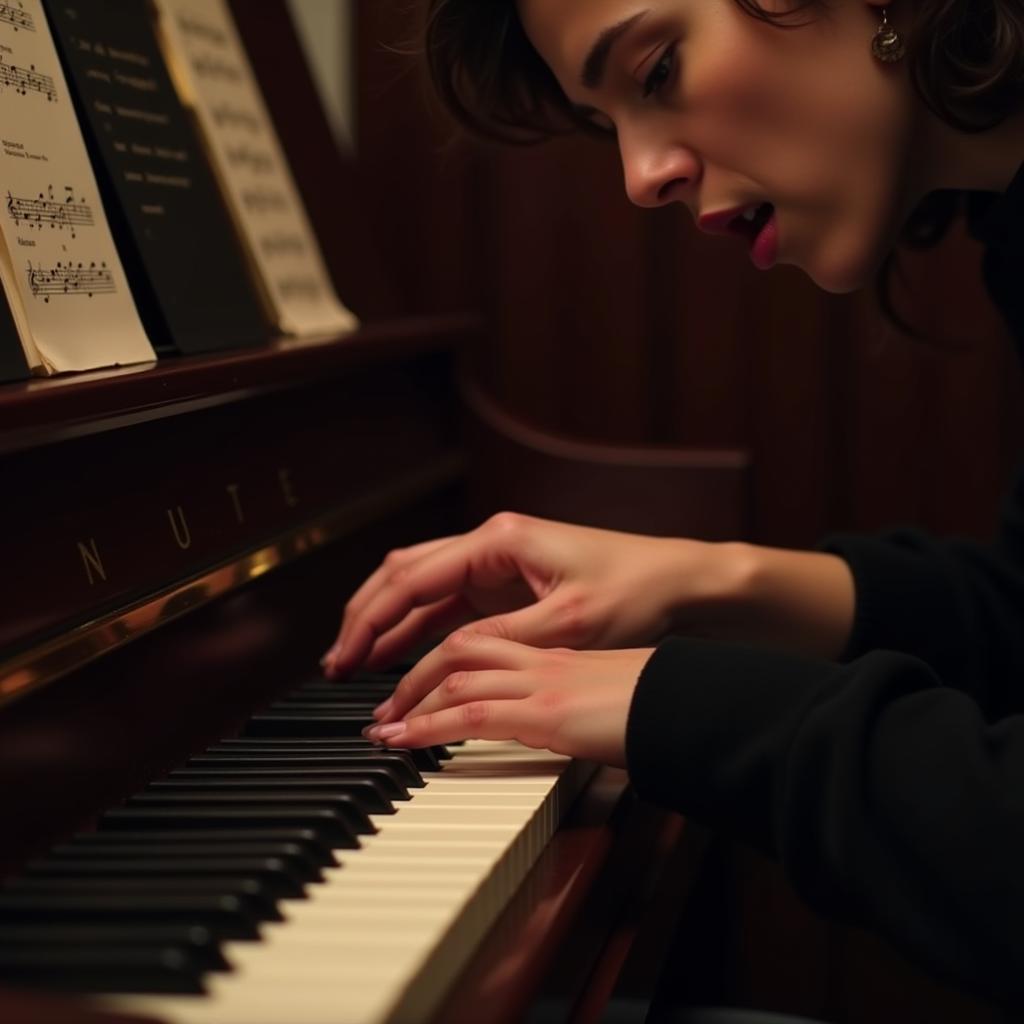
[{"x1": 321, "y1": 512, "x2": 747, "y2": 678}]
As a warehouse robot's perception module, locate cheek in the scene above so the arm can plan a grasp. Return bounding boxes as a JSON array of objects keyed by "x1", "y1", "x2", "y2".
[{"x1": 689, "y1": 26, "x2": 914, "y2": 291}]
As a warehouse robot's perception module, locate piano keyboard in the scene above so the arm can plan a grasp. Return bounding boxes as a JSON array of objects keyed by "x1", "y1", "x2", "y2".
[{"x1": 0, "y1": 671, "x2": 590, "y2": 1024}]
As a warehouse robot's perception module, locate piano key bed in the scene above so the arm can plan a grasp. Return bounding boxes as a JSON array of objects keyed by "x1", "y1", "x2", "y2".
[{"x1": 0, "y1": 672, "x2": 592, "y2": 1024}]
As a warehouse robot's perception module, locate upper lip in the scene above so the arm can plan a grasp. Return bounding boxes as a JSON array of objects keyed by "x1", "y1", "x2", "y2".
[{"x1": 697, "y1": 203, "x2": 765, "y2": 237}]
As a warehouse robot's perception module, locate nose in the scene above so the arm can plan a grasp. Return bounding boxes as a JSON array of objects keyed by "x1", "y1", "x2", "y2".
[{"x1": 620, "y1": 135, "x2": 701, "y2": 209}]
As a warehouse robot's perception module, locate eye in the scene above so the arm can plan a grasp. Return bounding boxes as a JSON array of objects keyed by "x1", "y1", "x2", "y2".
[{"x1": 642, "y1": 45, "x2": 677, "y2": 99}]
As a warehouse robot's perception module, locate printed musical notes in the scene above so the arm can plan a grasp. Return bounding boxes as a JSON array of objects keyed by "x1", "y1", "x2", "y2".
[
  {"x1": 27, "y1": 260, "x2": 115, "y2": 301},
  {"x1": 0, "y1": 56, "x2": 54, "y2": 100},
  {"x1": 0, "y1": 0, "x2": 153, "y2": 373},
  {"x1": 7, "y1": 184, "x2": 93, "y2": 238},
  {"x1": 155, "y1": 0, "x2": 356, "y2": 337},
  {"x1": 0, "y1": 2, "x2": 33, "y2": 33},
  {"x1": 43, "y1": 0, "x2": 269, "y2": 355}
]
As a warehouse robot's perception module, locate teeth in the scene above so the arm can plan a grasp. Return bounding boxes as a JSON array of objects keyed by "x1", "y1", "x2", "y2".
[{"x1": 741, "y1": 206, "x2": 759, "y2": 222}]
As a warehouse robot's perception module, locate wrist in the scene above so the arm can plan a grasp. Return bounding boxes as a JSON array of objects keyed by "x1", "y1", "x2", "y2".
[
  {"x1": 668, "y1": 541, "x2": 856, "y2": 660},
  {"x1": 662, "y1": 539, "x2": 763, "y2": 635}
]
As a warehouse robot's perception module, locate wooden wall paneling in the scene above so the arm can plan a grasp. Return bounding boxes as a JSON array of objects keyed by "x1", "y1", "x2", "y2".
[
  {"x1": 652, "y1": 211, "x2": 751, "y2": 450},
  {"x1": 483, "y1": 136, "x2": 664, "y2": 441},
  {"x1": 354, "y1": 0, "x2": 486, "y2": 318},
  {"x1": 739, "y1": 268, "x2": 834, "y2": 547}
]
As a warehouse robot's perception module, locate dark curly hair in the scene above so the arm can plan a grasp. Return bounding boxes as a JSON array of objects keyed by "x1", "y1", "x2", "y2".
[{"x1": 423, "y1": 0, "x2": 1024, "y2": 329}]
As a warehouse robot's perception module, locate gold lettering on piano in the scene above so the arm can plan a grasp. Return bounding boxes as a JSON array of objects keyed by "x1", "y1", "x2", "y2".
[
  {"x1": 77, "y1": 538, "x2": 107, "y2": 585},
  {"x1": 226, "y1": 483, "x2": 244, "y2": 524},
  {"x1": 167, "y1": 505, "x2": 192, "y2": 550},
  {"x1": 278, "y1": 467, "x2": 298, "y2": 508}
]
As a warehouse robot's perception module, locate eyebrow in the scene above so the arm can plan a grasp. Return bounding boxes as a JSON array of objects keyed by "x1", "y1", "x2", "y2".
[{"x1": 581, "y1": 11, "x2": 651, "y2": 90}]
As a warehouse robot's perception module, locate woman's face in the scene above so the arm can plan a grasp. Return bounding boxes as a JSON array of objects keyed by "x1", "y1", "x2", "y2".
[{"x1": 517, "y1": 0, "x2": 922, "y2": 294}]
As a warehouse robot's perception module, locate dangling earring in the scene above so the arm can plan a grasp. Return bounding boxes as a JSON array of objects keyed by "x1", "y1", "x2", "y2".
[{"x1": 872, "y1": 7, "x2": 905, "y2": 63}]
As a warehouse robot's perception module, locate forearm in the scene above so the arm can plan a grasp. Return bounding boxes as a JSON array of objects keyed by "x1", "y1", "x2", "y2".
[{"x1": 675, "y1": 541, "x2": 856, "y2": 661}]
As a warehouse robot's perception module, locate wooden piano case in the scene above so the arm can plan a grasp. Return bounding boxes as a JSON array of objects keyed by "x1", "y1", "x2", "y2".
[{"x1": 0, "y1": 3, "x2": 749, "y2": 1018}]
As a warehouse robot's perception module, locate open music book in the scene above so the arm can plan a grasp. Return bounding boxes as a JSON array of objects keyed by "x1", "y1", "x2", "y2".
[
  {"x1": 0, "y1": 0, "x2": 154, "y2": 375},
  {"x1": 43, "y1": 0, "x2": 271, "y2": 356}
]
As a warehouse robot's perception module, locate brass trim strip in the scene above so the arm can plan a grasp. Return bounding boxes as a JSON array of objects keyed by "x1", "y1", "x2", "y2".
[{"x1": 0, "y1": 455, "x2": 464, "y2": 709}]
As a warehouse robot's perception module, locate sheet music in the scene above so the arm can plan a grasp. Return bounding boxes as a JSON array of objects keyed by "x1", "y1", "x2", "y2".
[
  {"x1": 0, "y1": 0, "x2": 153, "y2": 373},
  {"x1": 43, "y1": 0, "x2": 269, "y2": 356},
  {"x1": 155, "y1": 0, "x2": 357, "y2": 337}
]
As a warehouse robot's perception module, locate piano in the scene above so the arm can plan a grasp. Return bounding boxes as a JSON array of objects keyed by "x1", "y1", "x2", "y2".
[
  {"x1": 0, "y1": 6, "x2": 711, "y2": 1021},
  {"x1": 0, "y1": 314, "x2": 708, "y2": 1024}
]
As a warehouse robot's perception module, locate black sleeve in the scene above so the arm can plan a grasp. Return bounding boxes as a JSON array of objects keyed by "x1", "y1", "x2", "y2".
[
  {"x1": 626, "y1": 637, "x2": 1024, "y2": 1010},
  {"x1": 820, "y1": 465, "x2": 1024, "y2": 717}
]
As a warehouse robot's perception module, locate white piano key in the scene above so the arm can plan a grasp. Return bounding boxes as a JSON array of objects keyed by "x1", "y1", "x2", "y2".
[{"x1": 103, "y1": 741, "x2": 591, "y2": 1024}]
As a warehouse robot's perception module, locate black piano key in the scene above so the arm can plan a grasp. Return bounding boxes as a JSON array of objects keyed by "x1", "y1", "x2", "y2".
[
  {"x1": 220, "y1": 745, "x2": 439, "y2": 776},
  {"x1": 276, "y1": 692, "x2": 394, "y2": 703},
  {"x1": 269, "y1": 700, "x2": 378, "y2": 710},
  {"x1": 0, "y1": 925, "x2": 229, "y2": 972},
  {"x1": 0, "y1": 947, "x2": 206, "y2": 995},
  {"x1": 47, "y1": 842, "x2": 323, "y2": 881},
  {"x1": 214, "y1": 736, "x2": 454, "y2": 761},
  {"x1": 24, "y1": 857, "x2": 308, "y2": 899},
  {"x1": 68, "y1": 829, "x2": 338, "y2": 866},
  {"x1": 98, "y1": 808, "x2": 360, "y2": 849},
  {"x1": 3, "y1": 878, "x2": 283, "y2": 923},
  {"x1": 0, "y1": 894, "x2": 261, "y2": 940},
  {"x1": 125, "y1": 792, "x2": 375, "y2": 837},
  {"x1": 243, "y1": 713, "x2": 369, "y2": 738},
  {"x1": 151, "y1": 775, "x2": 400, "y2": 812},
  {"x1": 167, "y1": 768, "x2": 410, "y2": 802},
  {"x1": 187, "y1": 753, "x2": 424, "y2": 788}
]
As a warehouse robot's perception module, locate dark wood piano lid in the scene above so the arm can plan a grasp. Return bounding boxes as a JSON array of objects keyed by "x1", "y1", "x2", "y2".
[{"x1": 0, "y1": 314, "x2": 476, "y2": 454}]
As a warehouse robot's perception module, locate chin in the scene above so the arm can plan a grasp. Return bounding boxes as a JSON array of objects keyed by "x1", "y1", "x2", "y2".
[{"x1": 802, "y1": 237, "x2": 891, "y2": 295}]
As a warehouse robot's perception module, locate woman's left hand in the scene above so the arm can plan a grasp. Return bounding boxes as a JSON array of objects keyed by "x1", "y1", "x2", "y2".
[{"x1": 362, "y1": 631, "x2": 655, "y2": 768}]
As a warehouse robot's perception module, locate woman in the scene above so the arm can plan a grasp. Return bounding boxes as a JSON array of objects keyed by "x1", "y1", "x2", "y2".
[{"x1": 322, "y1": 0, "x2": 1024, "y2": 1013}]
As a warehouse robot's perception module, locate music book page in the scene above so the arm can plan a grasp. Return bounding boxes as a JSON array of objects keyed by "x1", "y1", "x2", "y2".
[
  {"x1": 44, "y1": 0, "x2": 270, "y2": 356},
  {"x1": 0, "y1": 0, "x2": 154, "y2": 374},
  {"x1": 154, "y1": 0, "x2": 358, "y2": 338}
]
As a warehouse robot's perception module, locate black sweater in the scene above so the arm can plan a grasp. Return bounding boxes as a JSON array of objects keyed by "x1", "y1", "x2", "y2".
[{"x1": 625, "y1": 162, "x2": 1024, "y2": 1011}]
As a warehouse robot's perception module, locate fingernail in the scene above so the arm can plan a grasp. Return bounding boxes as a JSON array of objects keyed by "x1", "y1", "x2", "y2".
[
  {"x1": 373, "y1": 697, "x2": 394, "y2": 721},
  {"x1": 376, "y1": 722, "x2": 407, "y2": 742},
  {"x1": 362, "y1": 723, "x2": 381, "y2": 740}
]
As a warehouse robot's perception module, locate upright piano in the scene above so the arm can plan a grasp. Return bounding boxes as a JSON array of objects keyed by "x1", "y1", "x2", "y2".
[
  {"x1": 0, "y1": 317, "x2": 708, "y2": 1024},
  {"x1": 0, "y1": 4, "x2": 712, "y2": 1019}
]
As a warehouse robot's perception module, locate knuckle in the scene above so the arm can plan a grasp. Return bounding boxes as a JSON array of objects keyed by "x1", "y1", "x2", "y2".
[
  {"x1": 386, "y1": 564, "x2": 411, "y2": 588},
  {"x1": 442, "y1": 629, "x2": 474, "y2": 654},
  {"x1": 463, "y1": 701, "x2": 489, "y2": 729},
  {"x1": 485, "y1": 510, "x2": 524, "y2": 537},
  {"x1": 443, "y1": 671, "x2": 470, "y2": 697},
  {"x1": 382, "y1": 548, "x2": 407, "y2": 570}
]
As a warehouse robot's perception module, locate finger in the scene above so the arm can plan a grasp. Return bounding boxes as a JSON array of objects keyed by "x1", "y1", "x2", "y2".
[
  {"x1": 359, "y1": 594, "x2": 476, "y2": 672},
  {"x1": 381, "y1": 632, "x2": 539, "y2": 723},
  {"x1": 368, "y1": 699, "x2": 539, "y2": 750},
  {"x1": 325, "y1": 536, "x2": 459, "y2": 664},
  {"x1": 404, "y1": 669, "x2": 533, "y2": 720},
  {"x1": 469, "y1": 590, "x2": 592, "y2": 649},
  {"x1": 327, "y1": 530, "x2": 526, "y2": 676}
]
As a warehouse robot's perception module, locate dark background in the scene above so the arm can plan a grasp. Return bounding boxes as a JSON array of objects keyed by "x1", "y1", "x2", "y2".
[{"x1": 236, "y1": 1, "x2": 1020, "y2": 1019}]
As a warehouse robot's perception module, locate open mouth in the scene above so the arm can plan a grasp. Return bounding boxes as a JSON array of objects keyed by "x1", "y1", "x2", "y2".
[{"x1": 731, "y1": 201, "x2": 775, "y2": 242}]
